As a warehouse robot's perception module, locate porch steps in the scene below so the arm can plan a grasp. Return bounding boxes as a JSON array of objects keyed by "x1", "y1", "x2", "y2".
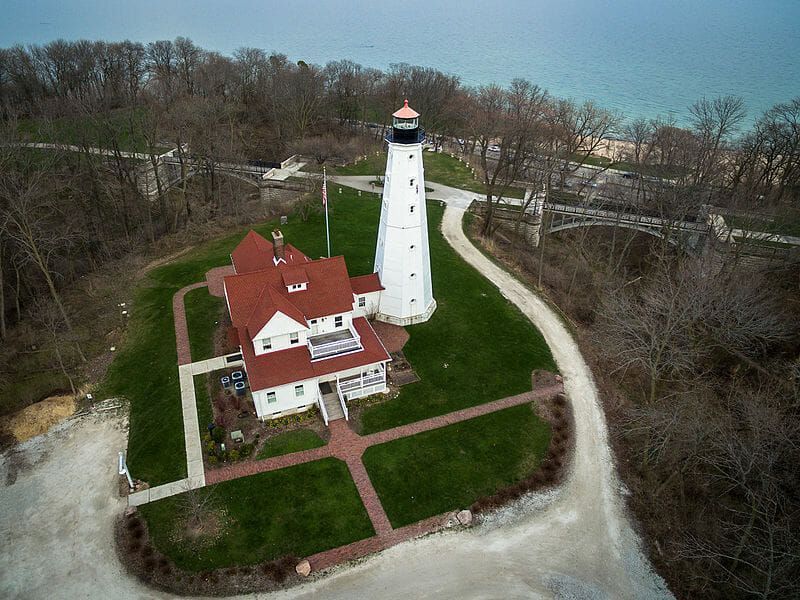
[{"x1": 321, "y1": 392, "x2": 344, "y2": 421}]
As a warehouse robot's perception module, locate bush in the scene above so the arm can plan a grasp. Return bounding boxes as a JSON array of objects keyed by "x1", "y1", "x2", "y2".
[
  {"x1": 228, "y1": 449, "x2": 240, "y2": 462},
  {"x1": 211, "y1": 426, "x2": 226, "y2": 444},
  {"x1": 239, "y1": 443, "x2": 254, "y2": 458}
]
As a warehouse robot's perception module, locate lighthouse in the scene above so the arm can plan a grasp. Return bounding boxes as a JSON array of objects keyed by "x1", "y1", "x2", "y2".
[{"x1": 374, "y1": 100, "x2": 436, "y2": 325}]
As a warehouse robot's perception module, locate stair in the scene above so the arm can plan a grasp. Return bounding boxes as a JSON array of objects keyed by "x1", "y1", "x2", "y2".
[{"x1": 321, "y1": 392, "x2": 344, "y2": 421}]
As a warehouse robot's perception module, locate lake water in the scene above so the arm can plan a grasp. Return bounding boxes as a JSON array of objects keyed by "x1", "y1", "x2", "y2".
[{"x1": 3, "y1": 0, "x2": 799, "y2": 126}]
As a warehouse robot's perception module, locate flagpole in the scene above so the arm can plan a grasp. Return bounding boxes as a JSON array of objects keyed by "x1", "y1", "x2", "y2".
[{"x1": 323, "y1": 167, "x2": 331, "y2": 258}]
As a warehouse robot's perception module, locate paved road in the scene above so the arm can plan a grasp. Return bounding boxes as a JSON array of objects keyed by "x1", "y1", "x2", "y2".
[{"x1": 0, "y1": 178, "x2": 671, "y2": 599}]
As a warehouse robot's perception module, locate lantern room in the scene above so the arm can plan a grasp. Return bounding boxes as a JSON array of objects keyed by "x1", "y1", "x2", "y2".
[{"x1": 389, "y1": 99, "x2": 424, "y2": 144}]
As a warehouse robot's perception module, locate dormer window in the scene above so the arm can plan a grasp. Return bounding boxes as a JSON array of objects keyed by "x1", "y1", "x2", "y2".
[
  {"x1": 289, "y1": 332, "x2": 299, "y2": 345},
  {"x1": 261, "y1": 338, "x2": 272, "y2": 351}
]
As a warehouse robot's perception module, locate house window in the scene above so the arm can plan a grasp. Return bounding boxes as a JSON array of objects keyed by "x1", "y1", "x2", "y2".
[
  {"x1": 266, "y1": 391, "x2": 277, "y2": 404},
  {"x1": 261, "y1": 338, "x2": 272, "y2": 351},
  {"x1": 335, "y1": 315, "x2": 343, "y2": 327},
  {"x1": 294, "y1": 385, "x2": 304, "y2": 398},
  {"x1": 289, "y1": 332, "x2": 299, "y2": 345},
  {"x1": 310, "y1": 319, "x2": 317, "y2": 325},
  {"x1": 358, "y1": 296, "x2": 366, "y2": 308}
]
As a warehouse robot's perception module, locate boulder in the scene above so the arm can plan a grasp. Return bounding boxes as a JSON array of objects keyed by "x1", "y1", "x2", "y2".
[
  {"x1": 124, "y1": 506, "x2": 138, "y2": 518},
  {"x1": 456, "y1": 509, "x2": 473, "y2": 526},
  {"x1": 295, "y1": 559, "x2": 311, "y2": 577},
  {"x1": 555, "y1": 375, "x2": 563, "y2": 383}
]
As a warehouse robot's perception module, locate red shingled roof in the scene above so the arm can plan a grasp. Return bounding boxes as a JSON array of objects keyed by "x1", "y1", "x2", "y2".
[
  {"x1": 350, "y1": 273, "x2": 384, "y2": 295},
  {"x1": 231, "y1": 231, "x2": 310, "y2": 274},
  {"x1": 240, "y1": 317, "x2": 391, "y2": 390}
]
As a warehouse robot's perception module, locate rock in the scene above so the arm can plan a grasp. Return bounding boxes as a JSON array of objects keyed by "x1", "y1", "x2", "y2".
[
  {"x1": 124, "y1": 506, "x2": 137, "y2": 518},
  {"x1": 456, "y1": 509, "x2": 473, "y2": 526},
  {"x1": 295, "y1": 559, "x2": 311, "y2": 577},
  {"x1": 555, "y1": 375, "x2": 563, "y2": 383}
]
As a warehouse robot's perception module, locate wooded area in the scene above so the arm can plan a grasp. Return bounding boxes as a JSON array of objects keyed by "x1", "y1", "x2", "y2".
[{"x1": 1, "y1": 37, "x2": 799, "y2": 599}]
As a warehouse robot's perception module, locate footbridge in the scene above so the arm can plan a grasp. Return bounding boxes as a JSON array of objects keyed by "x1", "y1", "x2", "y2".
[{"x1": 471, "y1": 191, "x2": 800, "y2": 262}]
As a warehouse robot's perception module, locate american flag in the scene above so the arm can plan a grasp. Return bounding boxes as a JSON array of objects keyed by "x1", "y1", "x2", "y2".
[{"x1": 322, "y1": 168, "x2": 328, "y2": 206}]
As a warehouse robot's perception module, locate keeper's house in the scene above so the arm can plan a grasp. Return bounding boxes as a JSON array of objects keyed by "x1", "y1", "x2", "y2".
[{"x1": 223, "y1": 229, "x2": 390, "y2": 424}]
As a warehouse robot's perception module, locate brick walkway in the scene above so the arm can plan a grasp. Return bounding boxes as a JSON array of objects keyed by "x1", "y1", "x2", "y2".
[
  {"x1": 205, "y1": 382, "x2": 563, "y2": 571},
  {"x1": 205, "y1": 265, "x2": 235, "y2": 298},
  {"x1": 174, "y1": 270, "x2": 564, "y2": 574},
  {"x1": 371, "y1": 320, "x2": 410, "y2": 353},
  {"x1": 173, "y1": 281, "x2": 209, "y2": 366}
]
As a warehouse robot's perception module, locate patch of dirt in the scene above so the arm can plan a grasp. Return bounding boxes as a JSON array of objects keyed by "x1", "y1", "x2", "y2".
[{"x1": 0, "y1": 394, "x2": 77, "y2": 443}]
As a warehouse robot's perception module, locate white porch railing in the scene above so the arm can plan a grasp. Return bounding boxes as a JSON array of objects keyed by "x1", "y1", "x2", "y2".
[
  {"x1": 337, "y1": 365, "x2": 387, "y2": 401},
  {"x1": 307, "y1": 327, "x2": 362, "y2": 360},
  {"x1": 334, "y1": 376, "x2": 349, "y2": 421},
  {"x1": 317, "y1": 390, "x2": 329, "y2": 426}
]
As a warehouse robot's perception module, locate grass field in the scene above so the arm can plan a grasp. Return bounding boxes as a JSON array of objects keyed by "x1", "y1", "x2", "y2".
[
  {"x1": 363, "y1": 404, "x2": 551, "y2": 527},
  {"x1": 139, "y1": 458, "x2": 374, "y2": 571},
  {"x1": 257, "y1": 428, "x2": 326, "y2": 459},
  {"x1": 358, "y1": 205, "x2": 555, "y2": 433},
  {"x1": 184, "y1": 287, "x2": 225, "y2": 363}
]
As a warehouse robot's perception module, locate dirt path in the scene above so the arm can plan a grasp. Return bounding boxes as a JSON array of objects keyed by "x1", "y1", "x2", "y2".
[{"x1": 0, "y1": 408, "x2": 166, "y2": 599}]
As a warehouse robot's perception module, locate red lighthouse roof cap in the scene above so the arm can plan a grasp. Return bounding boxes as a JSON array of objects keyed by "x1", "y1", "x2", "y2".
[{"x1": 392, "y1": 99, "x2": 419, "y2": 119}]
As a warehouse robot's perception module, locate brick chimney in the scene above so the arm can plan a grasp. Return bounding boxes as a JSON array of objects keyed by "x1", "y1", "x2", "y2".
[{"x1": 272, "y1": 230, "x2": 285, "y2": 263}]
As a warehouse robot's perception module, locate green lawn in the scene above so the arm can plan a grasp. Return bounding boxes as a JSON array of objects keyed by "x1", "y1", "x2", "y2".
[
  {"x1": 184, "y1": 287, "x2": 225, "y2": 362},
  {"x1": 363, "y1": 404, "x2": 551, "y2": 527},
  {"x1": 358, "y1": 204, "x2": 555, "y2": 434},
  {"x1": 257, "y1": 428, "x2": 326, "y2": 459},
  {"x1": 139, "y1": 458, "x2": 374, "y2": 571},
  {"x1": 101, "y1": 184, "x2": 553, "y2": 483},
  {"x1": 337, "y1": 151, "x2": 525, "y2": 199},
  {"x1": 194, "y1": 374, "x2": 214, "y2": 433}
]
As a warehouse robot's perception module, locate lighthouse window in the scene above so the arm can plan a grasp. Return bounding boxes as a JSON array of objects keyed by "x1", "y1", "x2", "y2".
[
  {"x1": 410, "y1": 205, "x2": 416, "y2": 213},
  {"x1": 409, "y1": 178, "x2": 415, "y2": 187},
  {"x1": 409, "y1": 154, "x2": 414, "y2": 159},
  {"x1": 410, "y1": 273, "x2": 416, "y2": 278},
  {"x1": 410, "y1": 244, "x2": 416, "y2": 250}
]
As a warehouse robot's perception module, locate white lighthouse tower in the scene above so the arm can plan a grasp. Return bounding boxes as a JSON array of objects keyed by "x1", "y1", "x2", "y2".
[{"x1": 374, "y1": 100, "x2": 436, "y2": 326}]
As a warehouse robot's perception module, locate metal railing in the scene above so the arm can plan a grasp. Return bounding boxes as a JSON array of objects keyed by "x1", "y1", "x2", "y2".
[{"x1": 307, "y1": 328, "x2": 362, "y2": 360}]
